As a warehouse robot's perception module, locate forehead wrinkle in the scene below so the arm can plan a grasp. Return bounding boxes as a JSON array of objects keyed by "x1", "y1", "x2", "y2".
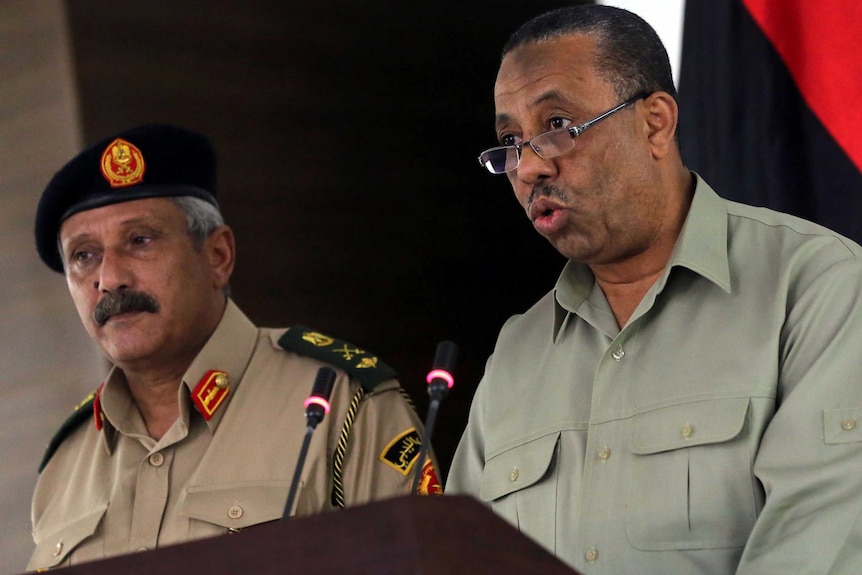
[{"x1": 495, "y1": 89, "x2": 574, "y2": 130}]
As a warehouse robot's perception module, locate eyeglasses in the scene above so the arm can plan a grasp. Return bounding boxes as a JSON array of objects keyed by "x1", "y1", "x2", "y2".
[{"x1": 477, "y1": 93, "x2": 647, "y2": 175}]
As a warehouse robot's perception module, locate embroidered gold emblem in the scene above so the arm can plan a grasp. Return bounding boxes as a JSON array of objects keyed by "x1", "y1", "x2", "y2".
[
  {"x1": 100, "y1": 138, "x2": 145, "y2": 188},
  {"x1": 302, "y1": 331, "x2": 334, "y2": 347},
  {"x1": 333, "y1": 344, "x2": 363, "y2": 360},
  {"x1": 380, "y1": 428, "x2": 422, "y2": 476},
  {"x1": 192, "y1": 370, "x2": 230, "y2": 420},
  {"x1": 356, "y1": 356, "x2": 378, "y2": 369},
  {"x1": 75, "y1": 391, "x2": 97, "y2": 412}
]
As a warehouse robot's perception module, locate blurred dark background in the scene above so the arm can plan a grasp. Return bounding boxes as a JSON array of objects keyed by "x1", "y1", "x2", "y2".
[{"x1": 65, "y1": 0, "x2": 581, "y2": 477}]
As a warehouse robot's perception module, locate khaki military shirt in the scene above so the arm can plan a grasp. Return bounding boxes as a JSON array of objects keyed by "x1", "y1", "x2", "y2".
[
  {"x1": 447, "y1": 175, "x2": 862, "y2": 574},
  {"x1": 30, "y1": 300, "x2": 435, "y2": 569}
]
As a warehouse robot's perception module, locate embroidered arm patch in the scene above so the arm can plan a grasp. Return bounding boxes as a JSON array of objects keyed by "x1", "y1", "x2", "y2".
[{"x1": 379, "y1": 428, "x2": 422, "y2": 476}]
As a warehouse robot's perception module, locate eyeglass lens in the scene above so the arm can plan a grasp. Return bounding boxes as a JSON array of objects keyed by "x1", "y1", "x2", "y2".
[{"x1": 479, "y1": 128, "x2": 575, "y2": 175}]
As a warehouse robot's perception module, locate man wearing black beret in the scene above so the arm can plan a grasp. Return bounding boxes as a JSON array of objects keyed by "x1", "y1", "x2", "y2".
[{"x1": 28, "y1": 123, "x2": 440, "y2": 569}]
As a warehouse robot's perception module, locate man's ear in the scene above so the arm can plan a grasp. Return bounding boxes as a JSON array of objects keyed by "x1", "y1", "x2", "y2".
[
  {"x1": 643, "y1": 91, "x2": 678, "y2": 160},
  {"x1": 206, "y1": 225, "x2": 236, "y2": 290}
]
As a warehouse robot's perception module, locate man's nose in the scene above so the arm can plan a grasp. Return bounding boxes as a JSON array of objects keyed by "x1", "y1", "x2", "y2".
[
  {"x1": 94, "y1": 250, "x2": 133, "y2": 293},
  {"x1": 514, "y1": 144, "x2": 557, "y2": 186}
]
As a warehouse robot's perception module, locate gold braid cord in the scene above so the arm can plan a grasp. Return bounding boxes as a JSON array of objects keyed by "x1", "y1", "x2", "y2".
[
  {"x1": 331, "y1": 386, "x2": 366, "y2": 508},
  {"x1": 398, "y1": 387, "x2": 418, "y2": 413}
]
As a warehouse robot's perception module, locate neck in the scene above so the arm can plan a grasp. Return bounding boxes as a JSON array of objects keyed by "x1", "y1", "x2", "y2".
[
  {"x1": 124, "y1": 366, "x2": 187, "y2": 440},
  {"x1": 590, "y1": 169, "x2": 694, "y2": 328}
]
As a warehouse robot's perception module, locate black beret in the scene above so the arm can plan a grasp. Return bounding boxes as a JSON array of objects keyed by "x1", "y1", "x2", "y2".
[{"x1": 35, "y1": 123, "x2": 219, "y2": 273}]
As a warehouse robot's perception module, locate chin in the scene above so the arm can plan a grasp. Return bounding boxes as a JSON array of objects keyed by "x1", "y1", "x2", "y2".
[{"x1": 98, "y1": 336, "x2": 162, "y2": 367}]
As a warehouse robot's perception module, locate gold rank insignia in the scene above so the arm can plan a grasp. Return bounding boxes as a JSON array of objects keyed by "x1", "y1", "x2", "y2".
[
  {"x1": 380, "y1": 428, "x2": 422, "y2": 476},
  {"x1": 191, "y1": 370, "x2": 230, "y2": 420},
  {"x1": 302, "y1": 331, "x2": 334, "y2": 347},
  {"x1": 278, "y1": 326, "x2": 398, "y2": 391},
  {"x1": 100, "y1": 137, "x2": 145, "y2": 188}
]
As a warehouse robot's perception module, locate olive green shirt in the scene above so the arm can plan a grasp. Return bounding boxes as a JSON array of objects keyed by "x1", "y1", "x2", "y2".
[
  {"x1": 30, "y1": 300, "x2": 430, "y2": 569},
  {"x1": 447, "y1": 175, "x2": 862, "y2": 574}
]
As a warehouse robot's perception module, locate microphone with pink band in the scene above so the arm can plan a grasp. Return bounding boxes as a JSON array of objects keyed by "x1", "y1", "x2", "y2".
[
  {"x1": 282, "y1": 366, "x2": 336, "y2": 519},
  {"x1": 411, "y1": 341, "x2": 458, "y2": 495}
]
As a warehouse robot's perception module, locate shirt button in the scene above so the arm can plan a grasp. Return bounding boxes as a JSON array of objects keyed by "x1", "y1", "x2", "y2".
[
  {"x1": 585, "y1": 546, "x2": 599, "y2": 563},
  {"x1": 681, "y1": 423, "x2": 694, "y2": 439},
  {"x1": 149, "y1": 452, "x2": 165, "y2": 467},
  {"x1": 53, "y1": 540, "x2": 64, "y2": 557},
  {"x1": 598, "y1": 447, "x2": 612, "y2": 462},
  {"x1": 841, "y1": 419, "x2": 858, "y2": 431},
  {"x1": 228, "y1": 505, "x2": 244, "y2": 519},
  {"x1": 611, "y1": 345, "x2": 625, "y2": 361},
  {"x1": 510, "y1": 468, "x2": 519, "y2": 482}
]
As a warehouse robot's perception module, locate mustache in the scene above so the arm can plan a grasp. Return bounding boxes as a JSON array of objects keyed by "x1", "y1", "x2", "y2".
[
  {"x1": 527, "y1": 184, "x2": 568, "y2": 210},
  {"x1": 93, "y1": 290, "x2": 160, "y2": 327}
]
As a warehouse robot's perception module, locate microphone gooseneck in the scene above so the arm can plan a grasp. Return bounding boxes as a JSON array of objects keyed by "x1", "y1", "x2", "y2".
[
  {"x1": 411, "y1": 341, "x2": 458, "y2": 495},
  {"x1": 282, "y1": 366, "x2": 336, "y2": 519}
]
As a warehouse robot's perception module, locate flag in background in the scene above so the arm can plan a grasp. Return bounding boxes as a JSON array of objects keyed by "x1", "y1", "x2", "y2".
[{"x1": 678, "y1": 0, "x2": 862, "y2": 242}]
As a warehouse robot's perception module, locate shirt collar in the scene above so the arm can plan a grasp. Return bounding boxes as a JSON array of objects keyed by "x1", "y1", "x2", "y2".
[
  {"x1": 95, "y1": 298, "x2": 260, "y2": 452},
  {"x1": 552, "y1": 172, "x2": 731, "y2": 340},
  {"x1": 182, "y1": 298, "x2": 259, "y2": 432}
]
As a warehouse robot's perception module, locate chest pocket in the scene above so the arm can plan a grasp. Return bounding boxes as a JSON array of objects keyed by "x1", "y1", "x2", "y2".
[
  {"x1": 182, "y1": 481, "x2": 293, "y2": 536},
  {"x1": 29, "y1": 504, "x2": 107, "y2": 570},
  {"x1": 626, "y1": 397, "x2": 759, "y2": 551},
  {"x1": 479, "y1": 432, "x2": 560, "y2": 553}
]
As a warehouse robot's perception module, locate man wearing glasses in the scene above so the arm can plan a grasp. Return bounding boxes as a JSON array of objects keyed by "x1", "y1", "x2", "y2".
[{"x1": 447, "y1": 5, "x2": 862, "y2": 574}]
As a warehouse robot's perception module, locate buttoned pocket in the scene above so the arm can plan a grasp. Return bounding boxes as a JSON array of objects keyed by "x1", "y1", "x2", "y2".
[
  {"x1": 29, "y1": 504, "x2": 107, "y2": 570},
  {"x1": 480, "y1": 432, "x2": 560, "y2": 552},
  {"x1": 824, "y1": 408, "x2": 862, "y2": 444},
  {"x1": 182, "y1": 481, "x2": 291, "y2": 535},
  {"x1": 626, "y1": 397, "x2": 758, "y2": 551}
]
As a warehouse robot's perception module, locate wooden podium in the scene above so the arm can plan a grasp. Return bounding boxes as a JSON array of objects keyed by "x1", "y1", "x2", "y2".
[{"x1": 44, "y1": 495, "x2": 579, "y2": 574}]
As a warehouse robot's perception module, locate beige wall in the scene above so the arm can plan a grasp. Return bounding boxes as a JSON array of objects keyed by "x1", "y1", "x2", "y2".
[{"x1": 0, "y1": 1, "x2": 105, "y2": 571}]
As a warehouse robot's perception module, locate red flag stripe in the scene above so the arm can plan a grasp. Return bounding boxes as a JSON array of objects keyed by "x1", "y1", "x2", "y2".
[{"x1": 742, "y1": 0, "x2": 862, "y2": 172}]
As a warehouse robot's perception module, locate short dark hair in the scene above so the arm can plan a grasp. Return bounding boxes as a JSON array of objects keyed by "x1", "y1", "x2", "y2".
[{"x1": 502, "y1": 4, "x2": 677, "y2": 104}]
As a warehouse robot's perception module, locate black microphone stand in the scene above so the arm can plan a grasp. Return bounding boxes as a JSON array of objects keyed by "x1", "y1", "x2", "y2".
[
  {"x1": 282, "y1": 367, "x2": 336, "y2": 519},
  {"x1": 411, "y1": 341, "x2": 458, "y2": 495}
]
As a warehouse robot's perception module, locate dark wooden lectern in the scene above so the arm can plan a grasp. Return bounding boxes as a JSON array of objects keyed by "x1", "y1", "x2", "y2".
[{"x1": 46, "y1": 495, "x2": 579, "y2": 574}]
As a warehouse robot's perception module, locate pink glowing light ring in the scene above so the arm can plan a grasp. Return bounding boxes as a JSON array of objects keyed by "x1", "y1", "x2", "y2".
[
  {"x1": 304, "y1": 396, "x2": 331, "y2": 413},
  {"x1": 426, "y1": 369, "x2": 454, "y2": 389}
]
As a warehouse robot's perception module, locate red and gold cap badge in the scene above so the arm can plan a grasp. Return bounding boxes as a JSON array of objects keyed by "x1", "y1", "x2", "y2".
[{"x1": 100, "y1": 137, "x2": 145, "y2": 188}]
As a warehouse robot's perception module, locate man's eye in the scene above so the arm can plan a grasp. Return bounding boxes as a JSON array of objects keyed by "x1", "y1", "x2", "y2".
[
  {"x1": 500, "y1": 134, "x2": 518, "y2": 147},
  {"x1": 549, "y1": 117, "x2": 572, "y2": 130},
  {"x1": 131, "y1": 236, "x2": 151, "y2": 246},
  {"x1": 72, "y1": 251, "x2": 92, "y2": 263}
]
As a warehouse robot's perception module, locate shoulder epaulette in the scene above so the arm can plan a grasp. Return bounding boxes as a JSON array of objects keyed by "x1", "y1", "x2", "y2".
[
  {"x1": 38, "y1": 390, "x2": 98, "y2": 473},
  {"x1": 277, "y1": 325, "x2": 398, "y2": 391}
]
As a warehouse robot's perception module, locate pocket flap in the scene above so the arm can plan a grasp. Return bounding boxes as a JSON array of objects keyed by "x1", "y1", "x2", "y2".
[
  {"x1": 30, "y1": 504, "x2": 107, "y2": 569},
  {"x1": 181, "y1": 482, "x2": 290, "y2": 528},
  {"x1": 480, "y1": 432, "x2": 559, "y2": 501},
  {"x1": 630, "y1": 398, "x2": 750, "y2": 455}
]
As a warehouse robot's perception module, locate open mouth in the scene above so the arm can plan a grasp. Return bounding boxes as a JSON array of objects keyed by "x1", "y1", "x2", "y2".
[{"x1": 529, "y1": 198, "x2": 565, "y2": 222}]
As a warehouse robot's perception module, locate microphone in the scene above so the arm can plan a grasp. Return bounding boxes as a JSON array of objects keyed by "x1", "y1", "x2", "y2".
[
  {"x1": 282, "y1": 366, "x2": 336, "y2": 519},
  {"x1": 411, "y1": 341, "x2": 458, "y2": 495}
]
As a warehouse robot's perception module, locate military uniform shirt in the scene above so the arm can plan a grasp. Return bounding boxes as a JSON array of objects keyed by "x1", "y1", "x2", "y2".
[
  {"x1": 30, "y1": 300, "x2": 430, "y2": 569},
  {"x1": 447, "y1": 175, "x2": 862, "y2": 575}
]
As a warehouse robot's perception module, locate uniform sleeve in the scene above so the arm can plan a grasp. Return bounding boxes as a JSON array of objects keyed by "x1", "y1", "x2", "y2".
[
  {"x1": 737, "y1": 255, "x2": 862, "y2": 574},
  {"x1": 338, "y1": 380, "x2": 441, "y2": 504}
]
